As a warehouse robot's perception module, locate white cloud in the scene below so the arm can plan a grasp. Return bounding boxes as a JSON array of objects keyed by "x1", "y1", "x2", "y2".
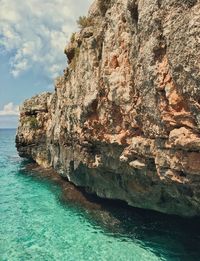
[
  {"x1": 0, "y1": 103, "x2": 19, "y2": 116},
  {"x1": 0, "y1": 0, "x2": 92, "y2": 80}
]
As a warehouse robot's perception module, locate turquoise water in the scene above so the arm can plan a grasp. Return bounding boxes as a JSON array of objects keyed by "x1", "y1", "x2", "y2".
[{"x1": 0, "y1": 129, "x2": 200, "y2": 261}]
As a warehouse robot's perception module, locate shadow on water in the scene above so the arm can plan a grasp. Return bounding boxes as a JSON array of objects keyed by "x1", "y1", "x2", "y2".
[
  {"x1": 71, "y1": 192, "x2": 200, "y2": 261},
  {"x1": 19, "y1": 161, "x2": 200, "y2": 261}
]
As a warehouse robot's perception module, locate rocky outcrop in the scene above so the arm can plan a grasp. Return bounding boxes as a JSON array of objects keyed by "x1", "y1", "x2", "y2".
[{"x1": 16, "y1": 0, "x2": 200, "y2": 216}]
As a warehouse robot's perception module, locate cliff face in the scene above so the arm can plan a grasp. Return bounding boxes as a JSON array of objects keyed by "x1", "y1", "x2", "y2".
[{"x1": 16, "y1": 0, "x2": 200, "y2": 216}]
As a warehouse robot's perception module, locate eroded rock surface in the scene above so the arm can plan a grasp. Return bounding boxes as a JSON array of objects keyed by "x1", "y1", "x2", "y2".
[{"x1": 16, "y1": 0, "x2": 200, "y2": 216}]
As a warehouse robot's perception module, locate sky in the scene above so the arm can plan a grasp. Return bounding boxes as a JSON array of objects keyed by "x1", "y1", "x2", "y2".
[{"x1": 0, "y1": 0, "x2": 93, "y2": 128}]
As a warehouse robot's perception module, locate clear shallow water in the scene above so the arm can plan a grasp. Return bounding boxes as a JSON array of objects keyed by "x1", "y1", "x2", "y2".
[{"x1": 0, "y1": 129, "x2": 200, "y2": 261}]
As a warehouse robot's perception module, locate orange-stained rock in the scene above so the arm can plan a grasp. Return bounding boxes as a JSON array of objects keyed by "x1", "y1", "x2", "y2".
[
  {"x1": 184, "y1": 152, "x2": 200, "y2": 175},
  {"x1": 16, "y1": 0, "x2": 200, "y2": 217},
  {"x1": 168, "y1": 127, "x2": 200, "y2": 150},
  {"x1": 109, "y1": 55, "x2": 119, "y2": 69}
]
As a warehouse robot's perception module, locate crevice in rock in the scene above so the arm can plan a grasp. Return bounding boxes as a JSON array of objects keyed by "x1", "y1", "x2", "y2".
[
  {"x1": 97, "y1": 38, "x2": 104, "y2": 62},
  {"x1": 178, "y1": 171, "x2": 187, "y2": 178},
  {"x1": 157, "y1": 0, "x2": 162, "y2": 8},
  {"x1": 69, "y1": 161, "x2": 75, "y2": 173},
  {"x1": 154, "y1": 44, "x2": 167, "y2": 63},
  {"x1": 128, "y1": 1, "x2": 139, "y2": 25},
  {"x1": 147, "y1": 158, "x2": 157, "y2": 172},
  {"x1": 153, "y1": 20, "x2": 167, "y2": 63}
]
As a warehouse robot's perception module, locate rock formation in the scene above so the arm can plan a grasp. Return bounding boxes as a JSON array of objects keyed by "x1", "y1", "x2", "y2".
[{"x1": 16, "y1": 0, "x2": 200, "y2": 216}]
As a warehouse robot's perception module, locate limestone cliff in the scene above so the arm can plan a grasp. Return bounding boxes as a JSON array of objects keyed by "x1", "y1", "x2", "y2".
[{"x1": 16, "y1": 0, "x2": 200, "y2": 216}]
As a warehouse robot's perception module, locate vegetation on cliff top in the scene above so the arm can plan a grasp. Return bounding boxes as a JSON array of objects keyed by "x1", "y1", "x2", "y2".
[{"x1": 77, "y1": 16, "x2": 94, "y2": 29}]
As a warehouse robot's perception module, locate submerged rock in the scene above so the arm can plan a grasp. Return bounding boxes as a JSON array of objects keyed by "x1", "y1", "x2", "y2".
[{"x1": 16, "y1": 0, "x2": 200, "y2": 216}]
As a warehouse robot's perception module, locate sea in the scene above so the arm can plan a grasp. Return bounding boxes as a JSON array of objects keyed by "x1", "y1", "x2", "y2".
[{"x1": 0, "y1": 129, "x2": 200, "y2": 261}]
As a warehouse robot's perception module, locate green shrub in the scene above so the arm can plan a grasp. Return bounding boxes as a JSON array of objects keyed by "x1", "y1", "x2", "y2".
[
  {"x1": 29, "y1": 116, "x2": 38, "y2": 129},
  {"x1": 77, "y1": 16, "x2": 94, "y2": 29},
  {"x1": 24, "y1": 116, "x2": 38, "y2": 129}
]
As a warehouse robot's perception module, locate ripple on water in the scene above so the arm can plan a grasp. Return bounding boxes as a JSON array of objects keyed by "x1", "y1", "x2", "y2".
[{"x1": 1, "y1": 129, "x2": 200, "y2": 261}]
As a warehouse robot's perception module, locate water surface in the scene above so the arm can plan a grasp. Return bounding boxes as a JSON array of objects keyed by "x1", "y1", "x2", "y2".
[{"x1": 0, "y1": 129, "x2": 200, "y2": 261}]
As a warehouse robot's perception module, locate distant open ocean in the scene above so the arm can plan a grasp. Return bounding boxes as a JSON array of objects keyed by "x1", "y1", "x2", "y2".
[{"x1": 0, "y1": 128, "x2": 200, "y2": 261}]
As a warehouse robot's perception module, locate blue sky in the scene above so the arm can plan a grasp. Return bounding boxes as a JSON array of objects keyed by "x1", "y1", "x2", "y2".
[{"x1": 0, "y1": 0, "x2": 93, "y2": 128}]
